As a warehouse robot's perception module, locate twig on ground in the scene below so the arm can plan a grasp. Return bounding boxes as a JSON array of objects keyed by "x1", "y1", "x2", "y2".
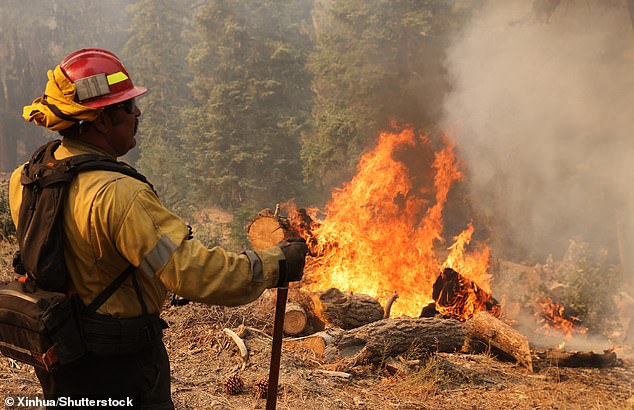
[
  {"x1": 223, "y1": 327, "x2": 249, "y2": 368},
  {"x1": 313, "y1": 369, "x2": 352, "y2": 379}
]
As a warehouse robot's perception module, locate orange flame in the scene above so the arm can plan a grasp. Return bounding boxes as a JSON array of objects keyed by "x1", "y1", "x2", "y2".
[
  {"x1": 536, "y1": 297, "x2": 588, "y2": 339},
  {"x1": 286, "y1": 127, "x2": 493, "y2": 318}
]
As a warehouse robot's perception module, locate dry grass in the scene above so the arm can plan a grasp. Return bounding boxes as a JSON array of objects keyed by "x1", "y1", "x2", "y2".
[
  {"x1": 0, "y1": 236, "x2": 17, "y2": 282},
  {"x1": 0, "y1": 239, "x2": 633, "y2": 408}
]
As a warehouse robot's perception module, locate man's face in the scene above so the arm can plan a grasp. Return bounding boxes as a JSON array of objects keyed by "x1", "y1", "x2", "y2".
[{"x1": 106, "y1": 98, "x2": 141, "y2": 157}]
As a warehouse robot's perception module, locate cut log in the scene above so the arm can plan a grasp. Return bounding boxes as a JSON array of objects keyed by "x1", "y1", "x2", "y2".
[
  {"x1": 284, "y1": 302, "x2": 307, "y2": 336},
  {"x1": 283, "y1": 328, "x2": 343, "y2": 356},
  {"x1": 312, "y1": 288, "x2": 384, "y2": 330},
  {"x1": 323, "y1": 317, "x2": 466, "y2": 365},
  {"x1": 246, "y1": 211, "x2": 288, "y2": 250},
  {"x1": 542, "y1": 349, "x2": 620, "y2": 368},
  {"x1": 463, "y1": 311, "x2": 533, "y2": 372}
]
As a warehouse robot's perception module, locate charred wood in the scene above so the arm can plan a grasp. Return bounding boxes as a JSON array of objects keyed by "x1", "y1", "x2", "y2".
[
  {"x1": 420, "y1": 302, "x2": 439, "y2": 318},
  {"x1": 433, "y1": 267, "x2": 501, "y2": 319},
  {"x1": 541, "y1": 349, "x2": 620, "y2": 368}
]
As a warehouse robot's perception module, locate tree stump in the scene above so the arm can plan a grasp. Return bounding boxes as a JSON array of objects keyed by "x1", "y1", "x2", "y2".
[
  {"x1": 311, "y1": 288, "x2": 384, "y2": 330},
  {"x1": 283, "y1": 328, "x2": 344, "y2": 356},
  {"x1": 323, "y1": 317, "x2": 466, "y2": 365}
]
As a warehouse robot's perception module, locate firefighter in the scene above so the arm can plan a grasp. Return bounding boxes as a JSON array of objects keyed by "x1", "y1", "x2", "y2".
[{"x1": 10, "y1": 48, "x2": 308, "y2": 408}]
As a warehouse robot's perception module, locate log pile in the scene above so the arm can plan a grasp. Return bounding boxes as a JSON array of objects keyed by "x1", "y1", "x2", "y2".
[
  {"x1": 244, "y1": 210, "x2": 620, "y2": 373},
  {"x1": 274, "y1": 290, "x2": 618, "y2": 372}
]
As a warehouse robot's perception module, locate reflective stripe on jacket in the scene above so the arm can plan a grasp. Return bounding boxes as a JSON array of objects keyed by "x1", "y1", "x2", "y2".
[{"x1": 9, "y1": 139, "x2": 284, "y2": 318}]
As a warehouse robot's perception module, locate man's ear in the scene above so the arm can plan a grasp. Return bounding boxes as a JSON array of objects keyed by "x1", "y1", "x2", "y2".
[{"x1": 92, "y1": 111, "x2": 111, "y2": 134}]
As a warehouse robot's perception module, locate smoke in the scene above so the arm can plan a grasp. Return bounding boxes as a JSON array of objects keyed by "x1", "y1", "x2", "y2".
[{"x1": 442, "y1": 0, "x2": 634, "y2": 269}]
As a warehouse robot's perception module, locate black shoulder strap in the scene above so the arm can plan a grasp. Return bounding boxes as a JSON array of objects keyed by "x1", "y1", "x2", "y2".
[
  {"x1": 73, "y1": 159, "x2": 156, "y2": 194},
  {"x1": 83, "y1": 265, "x2": 136, "y2": 314}
]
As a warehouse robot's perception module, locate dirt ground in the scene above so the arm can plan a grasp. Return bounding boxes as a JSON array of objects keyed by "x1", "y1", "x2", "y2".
[
  {"x1": 0, "y1": 294, "x2": 633, "y2": 410},
  {"x1": 1, "y1": 234, "x2": 633, "y2": 409}
]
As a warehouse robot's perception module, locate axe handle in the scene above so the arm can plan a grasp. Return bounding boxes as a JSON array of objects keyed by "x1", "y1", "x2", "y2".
[{"x1": 266, "y1": 285, "x2": 288, "y2": 409}]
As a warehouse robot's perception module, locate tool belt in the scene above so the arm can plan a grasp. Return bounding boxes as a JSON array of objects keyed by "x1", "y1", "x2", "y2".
[
  {"x1": 0, "y1": 266, "x2": 164, "y2": 372},
  {"x1": 82, "y1": 312, "x2": 166, "y2": 356}
]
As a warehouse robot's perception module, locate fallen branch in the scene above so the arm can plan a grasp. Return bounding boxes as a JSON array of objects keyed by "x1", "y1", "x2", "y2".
[
  {"x1": 384, "y1": 291, "x2": 399, "y2": 319},
  {"x1": 223, "y1": 328, "x2": 249, "y2": 368},
  {"x1": 313, "y1": 369, "x2": 352, "y2": 379},
  {"x1": 242, "y1": 326, "x2": 272, "y2": 340}
]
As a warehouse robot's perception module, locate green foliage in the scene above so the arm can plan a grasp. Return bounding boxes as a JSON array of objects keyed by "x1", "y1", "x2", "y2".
[
  {"x1": 123, "y1": 0, "x2": 194, "y2": 212},
  {"x1": 181, "y1": 0, "x2": 313, "y2": 210},
  {"x1": 227, "y1": 205, "x2": 258, "y2": 250},
  {"x1": 536, "y1": 240, "x2": 623, "y2": 335},
  {"x1": 304, "y1": 0, "x2": 481, "y2": 195},
  {"x1": 191, "y1": 221, "x2": 227, "y2": 249},
  {"x1": 559, "y1": 243, "x2": 622, "y2": 334}
]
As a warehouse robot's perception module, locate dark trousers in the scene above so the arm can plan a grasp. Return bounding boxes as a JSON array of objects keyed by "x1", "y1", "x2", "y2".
[{"x1": 35, "y1": 338, "x2": 174, "y2": 409}]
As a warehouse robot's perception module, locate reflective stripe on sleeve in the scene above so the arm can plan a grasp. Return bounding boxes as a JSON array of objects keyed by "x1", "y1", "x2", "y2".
[
  {"x1": 242, "y1": 250, "x2": 263, "y2": 283},
  {"x1": 139, "y1": 235, "x2": 177, "y2": 278}
]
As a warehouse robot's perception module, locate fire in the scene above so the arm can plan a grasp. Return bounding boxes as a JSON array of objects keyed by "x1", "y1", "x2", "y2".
[
  {"x1": 286, "y1": 127, "x2": 492, "y2": 318},
  {"x1": 536, "y1": 297, "x2": 588, "y2": 339}
]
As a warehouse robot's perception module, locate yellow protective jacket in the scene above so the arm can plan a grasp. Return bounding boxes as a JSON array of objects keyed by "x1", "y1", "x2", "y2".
[{"x1": 9, "y1": 139, "x2": 284, "y2": 318}]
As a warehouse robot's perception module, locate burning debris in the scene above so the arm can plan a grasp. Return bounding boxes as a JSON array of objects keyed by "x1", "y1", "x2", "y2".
[
  {"x1": 421, "y1": 267, "x2": 501, "y2": 321},
  {"x1": 535, "y1": 296, "x2": 587, "y2": 339},
  {"x1": 283, "y1": 127, "x2": 492, "y2": 318},
  {"x1": 246, "y1": 126, "x2": 624, "y2": 372}
]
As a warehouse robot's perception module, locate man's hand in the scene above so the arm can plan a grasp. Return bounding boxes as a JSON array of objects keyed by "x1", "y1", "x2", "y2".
[{"x1": 276, "y1": 238, "x2": 309, "y2": 286}]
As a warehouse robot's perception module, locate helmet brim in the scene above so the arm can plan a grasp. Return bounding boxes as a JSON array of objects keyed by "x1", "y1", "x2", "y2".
[{"x1": 80, "y1": 86, "x2": 148, "y2": 109}]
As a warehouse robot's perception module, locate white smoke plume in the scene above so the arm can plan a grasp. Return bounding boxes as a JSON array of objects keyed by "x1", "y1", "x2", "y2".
[
  {"x1": 442, "y1": 0, "x2": 634, "y2": 347},
  {"x1": 443, "y1": 0, "x2": 634, "y2": 267}
]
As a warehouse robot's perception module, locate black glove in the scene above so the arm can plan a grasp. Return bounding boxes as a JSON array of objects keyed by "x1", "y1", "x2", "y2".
[{"x1": 276, "y1": 238, "x2": 309, "y2": 286}]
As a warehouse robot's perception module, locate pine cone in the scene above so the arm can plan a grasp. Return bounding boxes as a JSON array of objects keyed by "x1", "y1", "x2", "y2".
[
  {"x1": 225, "y1": 373, "x2": 244, "y2": 395},
  {"x1": 253, "y1": 377, "x2": 268, "y2": 399}
]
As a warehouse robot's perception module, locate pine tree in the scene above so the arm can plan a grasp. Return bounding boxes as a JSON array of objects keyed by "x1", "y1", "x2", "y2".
[
  {"x1": 123, "y1": 0, "x2": 194, "y2": 212},
  {"x1": 182, "y1": 0, "x2": 313, "y2": 210}
]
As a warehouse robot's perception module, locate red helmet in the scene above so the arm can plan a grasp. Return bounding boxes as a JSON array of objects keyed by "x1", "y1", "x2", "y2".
[{"x1": 59, "y1": 48, "x2": 147, "y2": 108}]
